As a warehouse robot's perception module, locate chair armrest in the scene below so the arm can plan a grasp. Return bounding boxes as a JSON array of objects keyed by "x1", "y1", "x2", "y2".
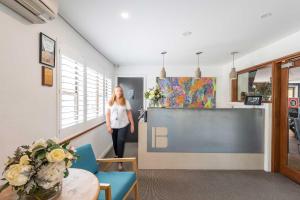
[
  {"x1": 97, "y1": 157, "x2": 136, "y2": 163},
  {"x1": 99, "y1": 183, "x2": 112, "y2": 200},
  {"x1": 97, "y1": 157, "x2": 138, "y2": 173}
]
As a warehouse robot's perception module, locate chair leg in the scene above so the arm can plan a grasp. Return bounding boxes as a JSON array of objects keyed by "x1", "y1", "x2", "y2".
[
  {"x1": 106, "y1": 186, "x2": 112, "y2": 200},
  {"x1": 100, "y1": 183, "x2": 112, "y2": 200},
  {"x1": 134, "y1": 182, "x2": 140, "y2": 200}
]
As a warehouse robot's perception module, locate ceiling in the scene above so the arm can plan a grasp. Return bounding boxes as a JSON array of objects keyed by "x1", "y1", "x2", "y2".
[{"x1": 59, "y1": 0, "x2": 300, "y2": 67}]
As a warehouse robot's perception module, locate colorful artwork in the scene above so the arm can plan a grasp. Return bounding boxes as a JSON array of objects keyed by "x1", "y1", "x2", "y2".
[{"x1": 157, "y1": 77, "x2": 216, "y2": 108}]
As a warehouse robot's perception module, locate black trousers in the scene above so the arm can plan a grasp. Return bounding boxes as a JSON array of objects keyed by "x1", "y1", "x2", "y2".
[{"x1": 112, "y1": 125, "x2": 129, "y2": 158}]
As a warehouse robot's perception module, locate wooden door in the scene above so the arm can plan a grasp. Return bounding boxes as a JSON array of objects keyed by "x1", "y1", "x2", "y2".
[{"x1": 279, "y1": 66, "x2": 300, "y2": 183}]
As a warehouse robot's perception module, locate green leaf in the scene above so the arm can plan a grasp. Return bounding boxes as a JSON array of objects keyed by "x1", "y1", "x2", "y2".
[
  {"x1": 61, "y1": 141, "x2": 70, "y2": 149},
  {"x1": 64, "y1": 169, "x2": 69, "y2": 178},
  {"x1": 35, "y1": 150, "x2": 46, "y2": 160},
  {"x1": 0, "y1": 182, "x2": 9, "y2": 193}
]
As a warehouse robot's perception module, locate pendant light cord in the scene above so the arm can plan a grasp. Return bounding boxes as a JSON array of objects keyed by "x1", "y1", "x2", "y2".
[
  {"x1": 161, "y1": 51, "x2": 167, "y2": 68},
  {"x1": 163, "y1": 54, "x2": 165, "y2": 68}
]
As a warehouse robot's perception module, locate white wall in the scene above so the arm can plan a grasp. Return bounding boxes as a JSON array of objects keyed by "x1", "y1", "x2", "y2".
[
  {"x1": 116, "y1": 64, "x2": 227, "y2": 108},
  {"x1": 0, "y1": 4, "x2": 114, "y2": 173},
  {"x1": 225, "y1": 30, "x2": 300, "y2": 102},
  {"x1": 117, "y1": 30, "x2": 300, "y2": 109}
]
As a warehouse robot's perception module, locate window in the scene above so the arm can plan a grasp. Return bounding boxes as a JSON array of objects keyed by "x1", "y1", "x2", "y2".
[
  {"x1": 237, "y1": 66, "x2": 272, "y2": 102},
  {"x1": 60, "y1": 55, "x2": 84, "y2": 128},
  {"x1": 60, "y1": 54, "x2": 109, "y2": 130},
  {"x1": 105, "y1": 77, "x2": 112, "y2": 105},
  {"x1": 86, "y1": 67, "x2": 104, "y2": 120}
]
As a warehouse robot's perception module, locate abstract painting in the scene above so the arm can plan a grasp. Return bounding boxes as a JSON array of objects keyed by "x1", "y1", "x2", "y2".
[{"x1": 157, "y1": 77, "x2": 216, "y2": 108}]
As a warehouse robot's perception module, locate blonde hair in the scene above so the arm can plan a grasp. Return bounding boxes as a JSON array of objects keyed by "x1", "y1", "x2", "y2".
[{"x1": 109, "y1": 86, "x2": 126, "y2": 106}]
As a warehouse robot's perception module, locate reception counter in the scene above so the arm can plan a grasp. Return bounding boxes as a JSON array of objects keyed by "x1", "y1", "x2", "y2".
[{"x1": 138, "y1": 106, "x2": 271, "y2": 170}]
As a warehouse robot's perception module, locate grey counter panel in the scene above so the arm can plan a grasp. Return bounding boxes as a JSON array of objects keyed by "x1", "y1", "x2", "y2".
[{"x1": 147, "y1": 108, "x2": 264, "y2": 153}]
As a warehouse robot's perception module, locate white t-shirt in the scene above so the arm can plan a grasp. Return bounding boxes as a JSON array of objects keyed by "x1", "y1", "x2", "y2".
[{"x1": 106, "y1": 100, "x2": 132, "y2": 129}]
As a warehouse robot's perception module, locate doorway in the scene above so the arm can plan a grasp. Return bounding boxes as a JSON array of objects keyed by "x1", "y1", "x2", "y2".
[
  {"x1": 117, "y1": 77, "x2": 144, "y2": 143},
  {"x1": 279, "y1": 63, "x2": 300, "y2": 183}
]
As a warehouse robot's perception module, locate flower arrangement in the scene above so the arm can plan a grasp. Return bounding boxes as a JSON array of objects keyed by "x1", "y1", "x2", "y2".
[
  {"x1": 144, "y1": 86, "x2": 164, "y2": 107},
  {"x1": 0, "y1": 139, "x2": 77, "y2": 199}
]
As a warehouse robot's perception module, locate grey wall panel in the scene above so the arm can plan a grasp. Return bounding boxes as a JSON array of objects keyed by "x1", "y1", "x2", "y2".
[{"x1": 147, "y1": 108, "x2": 264, "y2": 153}]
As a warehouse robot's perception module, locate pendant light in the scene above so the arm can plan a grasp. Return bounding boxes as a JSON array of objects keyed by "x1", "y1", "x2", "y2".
[
  {"x1": 195, "y1": 51, "x2": 202, "y2": 79},
  {"x1": 229, "y1": 52, "x2": 238, "y2": 79},
  {"x1": 160, "y1": 51, "x2": 167, "y2": 79}
]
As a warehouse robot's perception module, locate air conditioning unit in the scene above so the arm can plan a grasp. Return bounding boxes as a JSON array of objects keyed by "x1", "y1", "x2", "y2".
[{"x1": 0, "y1": 0, "x2": 58, "y2": 24}]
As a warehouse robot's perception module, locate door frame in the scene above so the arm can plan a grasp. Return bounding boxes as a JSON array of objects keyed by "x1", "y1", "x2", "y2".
[
  {"x1": 116, "y1": 76, "x2": 145, "y2": 142},
  {"x1": 272, "y1": 53, "x2": 300, "y2": 184},
  {"x1": 278, "y1": 66, "x2": 300, "y2": 183},
  {"x1": 115, "y1": 74, "x2": 147, "y2": 109}
]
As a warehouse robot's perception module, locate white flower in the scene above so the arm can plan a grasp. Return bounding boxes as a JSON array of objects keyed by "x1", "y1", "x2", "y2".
[
  {"x1": 51, "y1": 137, "x2": 60, "y2": 143},
  {"x1": 19, "y1": 155, "x2": 30, "y2": 165},
  {"x1": 29, "y1": 139, "x2": 47, "y2": 152},
  {"x1": 4, "y1": 164, "x2": 32, "y2": 186},
  {"x1": 149, "y1": 94, "x2": 155, "y2": 99},
  {"x1": 46, "y1": 149, "x2": 66, "y2": 163},
  {"x1": 65, "y1": 152, "x2": 73, "y2": 160},
  {"x1": 35, "y1": 161, "x2": 66, "y2": 189},
  {"x1": 66, "y1": 160, "x2": 72, "y2": 168},
  {"x1": 4, "y1": 158, "x2": 11, "y2": 166}
]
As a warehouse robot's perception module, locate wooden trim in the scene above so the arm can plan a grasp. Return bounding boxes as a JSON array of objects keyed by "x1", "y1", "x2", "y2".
[
  {"x1": 278, "y1": 66, "x2": 300, "y2": 184},
  {"x1": 271, "y1": 62, "x2": 281, "y2": 172},
  {"x1": 237, "y1": 51, "x2": 300, "y2": 74},
  {"x1": 279, "y1": 67, "x2": 289, "y2": 171},
  {"x1": 231, "y1": 79, "x2": 237, "y2": 102},
  {"x1": 122, "y1": 181, "x2": 139, "y2": 200},
  {"x1": 97, "y1": 157, "x2": 138, "y2": 173},
  {"x1": 237, "y1": 62, "x2": 272, "y2": 74},
  {"x1": 59, "y1": 121, "x2": 106, "y2": 144},
  {"x1": 280, "y1": 167, "x2": 300, "y2": 184},
  {"x1": 294, "y1": 60, "x2": 300, "y2": 67},
  {"x1": 100, "y1": 183, "x2": 112, "y2": 200},
  {"x1": 97, "y1": 157, "x2": 137, "y2": 163}
]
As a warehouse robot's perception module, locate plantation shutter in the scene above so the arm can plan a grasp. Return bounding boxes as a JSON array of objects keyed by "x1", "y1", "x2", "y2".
[
  {"x1": 60, "y1": 55, "x2": 84, "y2": 128},
  {"x1": 86, "y1": 67, "x2": 104, "y2": 120},
  {"x1": 105, "y1": 77, "x2": 112, "y2": 104}
]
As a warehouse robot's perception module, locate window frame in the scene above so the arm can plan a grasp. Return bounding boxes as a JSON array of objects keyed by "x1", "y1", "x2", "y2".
[
  {"x1": 59, "y1": 55, "x2": 85, "y2": 129},
  {"x1": 58, "y1": 53, "x2": 111, "y2": 136}
]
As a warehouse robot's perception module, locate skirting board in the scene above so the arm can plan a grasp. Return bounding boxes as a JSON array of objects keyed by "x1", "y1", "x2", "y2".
[{"x1": 138, "y1": 152, "x2": 264, "y2": 170}]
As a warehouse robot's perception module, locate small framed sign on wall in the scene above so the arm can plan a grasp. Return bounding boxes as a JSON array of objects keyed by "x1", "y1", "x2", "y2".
[
  {"x1": 39, "y1": 32, "x2": 56, "y2": 67},
  {"x1": 42, "y1": 66, "x2": 53, "y2": 87},
  {"x1": 244, "y1": 96, "x2": 262, "y2": 105}
]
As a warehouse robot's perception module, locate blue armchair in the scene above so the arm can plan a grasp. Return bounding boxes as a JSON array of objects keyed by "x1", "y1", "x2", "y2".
[{"x1": 72, "y1": 144, "x2": 139, "y2": 200}]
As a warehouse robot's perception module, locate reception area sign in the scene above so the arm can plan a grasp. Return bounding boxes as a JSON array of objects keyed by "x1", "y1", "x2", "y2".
[{"x1": 157, "y1": 77, "x2": 216, "y2": 108}]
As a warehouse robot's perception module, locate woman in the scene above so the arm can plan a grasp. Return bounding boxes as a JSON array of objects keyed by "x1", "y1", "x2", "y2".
[{"x1": 106, "y1": 86, "x2": 135, "y2": 170}]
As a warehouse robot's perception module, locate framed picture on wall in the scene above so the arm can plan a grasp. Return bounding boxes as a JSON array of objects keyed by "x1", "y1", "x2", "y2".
[
  {"x1": 42, "y1": 66, "x2": 53, "y2": 87},
  {"x1": 244, "y1": 96, "x2": 262, "y2": 105},
  {"x1": 39, "y1": 32, "x2": 56, "y2": 67}
]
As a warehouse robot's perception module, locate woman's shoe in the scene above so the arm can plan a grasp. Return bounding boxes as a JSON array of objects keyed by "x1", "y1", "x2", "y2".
[{"x1": 118, "y1": 163, "x2": 123, "y2": 171}]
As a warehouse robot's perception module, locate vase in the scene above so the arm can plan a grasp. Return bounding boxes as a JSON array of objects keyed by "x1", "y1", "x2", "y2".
[
  {"x1": 149, "y1": 100, "x2": 160, "y2": 108},
  {"x1": 19, "y1": 182, "x2": 62, "y2": 200}
]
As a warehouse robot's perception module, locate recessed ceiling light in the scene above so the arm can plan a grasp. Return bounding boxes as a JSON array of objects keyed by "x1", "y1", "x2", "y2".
[
  {"x1": 261, "y1": 12, "x2": 272, "y2": 19},
  {"x1": 121, "y1": 12, "x2": 130, "y2": 19},
  {"x1": 182, "y1": 31, "x2": 192, "y2": 37}
]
